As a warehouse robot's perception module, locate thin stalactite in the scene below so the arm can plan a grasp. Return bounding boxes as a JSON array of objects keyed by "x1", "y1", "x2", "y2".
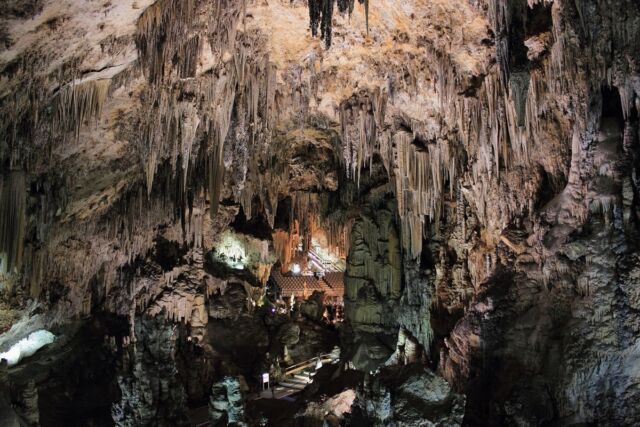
[
  {"x1": 306, "y1": 0, "x2": 369, "y2": 48},
  {"x1": 0, "y1": 171, "x2": 26, "y2": 275}
]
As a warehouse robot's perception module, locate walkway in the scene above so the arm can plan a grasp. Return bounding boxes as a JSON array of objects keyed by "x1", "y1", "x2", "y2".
[
  {"x1": 189, "y1": 349, "x2": 341, "y2": 426},
  {"x1": 257, "y1": 350, "x2": 340, "y2": 400}
]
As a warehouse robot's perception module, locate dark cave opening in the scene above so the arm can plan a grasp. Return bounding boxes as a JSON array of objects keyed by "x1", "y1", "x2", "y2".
[
  {"x1": 508, "y1": 11, "x2": 529, "y2": 72},
  {"x1": 153, "y1": 235, "x2": 188, "y2": 272},
  {"x1": 273, "y1": 196, "x2": 293, "y2": 231},
  {"x1": 507, "y1": 0, "x2": 553, "y2": 72},
  {"x1": 526, "y1": 2, "x2": 553, "y2": 38},
  {"x1": 601, "y1": 85, "x2": 625, "y2": 126},
  {"x1": 535, "y1": 167, "x2": 567, "y2": 211},
  {"x1": 230, "y1": 203, "x2": 274, "y2": 241}
]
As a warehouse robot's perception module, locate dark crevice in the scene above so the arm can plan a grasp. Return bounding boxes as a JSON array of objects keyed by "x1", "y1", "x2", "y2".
[
  {"x1": 153, "y1": 235, "x2": 188, "y2": 272},
  {"x1": 273, "y1": 196, "x2": 293, "y2": 231},
  {"x1": 601, "y1": 85, "x2": 625, "y2": 126},
  {"x1": 536, "y1": 167, "x2": 567, "y2": 211},
  {"x1": 526, "y1": 2, "x2": 553, "y2": 38},
  {"x1": 230, "y1": 204, "x2": 274, "y2": 240}
]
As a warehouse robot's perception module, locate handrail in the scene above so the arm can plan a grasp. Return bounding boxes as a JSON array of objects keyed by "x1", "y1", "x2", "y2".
[
  {"x1": 284, "y1": 353, "x2": 333, "y2": 371},
  {"x1": 282, "y1": 353, "x2": 336, "y2": 377}
]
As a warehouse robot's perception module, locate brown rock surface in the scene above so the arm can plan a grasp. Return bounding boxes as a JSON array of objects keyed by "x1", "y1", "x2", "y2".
[{"x1": 1, "y1": 0, "x2": 640, "y2": 425}]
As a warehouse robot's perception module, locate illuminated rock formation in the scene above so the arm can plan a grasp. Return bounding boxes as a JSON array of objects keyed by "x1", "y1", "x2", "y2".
[{"x1": 0, "y1": 0, "x2": 640, "y2": 425}]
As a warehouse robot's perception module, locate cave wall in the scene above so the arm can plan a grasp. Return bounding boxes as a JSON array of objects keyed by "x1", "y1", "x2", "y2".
[{"x1": 0, "y1": 0, "x2": 639, "y2": 425}]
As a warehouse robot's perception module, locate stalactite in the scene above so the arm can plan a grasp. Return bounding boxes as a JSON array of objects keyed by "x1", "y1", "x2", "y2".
[
  {"x1": 306, "y1": 0, "x2": 331, "y2": 49},
  {"x1": 0, "y1": 171, "x2": 26, "y2": 275},
  {"x1": 456, "y1": 183, "x2": 466, "y2": 238},
  {"x1": 337, "y1": 0, "x2": 355, "y2": 15},
  {"x1": 273, "y1": 227, "x2": 300, "y2": 273},
  {"x1": 320, "y1": 0, "x2": 335, "y2": 49},
  {"x1": 225, "y1": 51, "x2": 285, "y2": 225},
  {"x1": 317, "y1": 215, "x2": 355, "y2": 260},
  {"x1": 53, "y1": 79, "x2": 110, "y2": 139},
  {"x1": 178, "y1": 103, "x2": 200, "y2": 192},
  {"x1": 510, "y1": 72, "x2": 530, "y2": 127},
  {"x1": 340, "y1": 89, "x2": 387, "y2": 184},
  {"x1": 363, "y1": 0, "x2": 369, "y2": 35},
  {"x1": 309, "y1": 0, "x2": 322, "y2": 39},
  {"x1": 306, "y1": 0, "x2": 370, "y2": 48},
  {"x1": 178, "y1": 36, "x2": 200, "y2": 79},
  {"x1": 136, "y1": 0, "x2": 196, "y2": 84},
  {"x1": 383, "y1": 129, "x2": 460, "y2": 259},
  {"x1": 205, "y1": 72, "x2": 235, "y2": 218}
]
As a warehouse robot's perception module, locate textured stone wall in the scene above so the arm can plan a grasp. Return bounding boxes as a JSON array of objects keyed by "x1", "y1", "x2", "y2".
[{"x1": 1, "y1": 0, "x2": 640, "y2": 425}]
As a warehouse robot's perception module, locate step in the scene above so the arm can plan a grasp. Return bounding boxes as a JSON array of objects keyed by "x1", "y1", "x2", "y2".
[
  {"x1": 293, "y1": 373, "x2": 312, "y2": 382},
  {"x1": 278, "y1": 381, "x2": 306, "y2": 390},
  {"x1": 286, "y1": 377, "x2": 311, "y2": 386}
]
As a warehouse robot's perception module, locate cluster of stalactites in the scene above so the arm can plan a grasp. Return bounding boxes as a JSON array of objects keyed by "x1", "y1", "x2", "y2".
[
  {"x1": 309, "y1": 0, "x2": 334, "y2": 49},
  {"x1": 134, "y1": 0, "x2": 265, "y2": 224},
  {"x1": 206, "y1": 75, "x2": 236, "y2": 218},
  {"x1": 232, "y1": 57, "x2": 280, "y2": 225},
  {"x1": 435, "y1": 48, "x2": 542, "y2": 188},
  {"x1": 209, "y1": 53, "x2": 279, "y2": 222},
  {"x1": 273, "y1": 227, "x2": 300, "y2": 273},
  {"x1": 382, "y1": 131, "x2": 458, "y2": 259},
  {"x1": 53, "y1": 79, "x2": 110, "y2": 141},
  {"x1": 311, "y1": 214, "x2": 354, "y2": 261},
  {"x1": 307, "y1": 0, "x2": 369, "y2": 48},
  {"x1": 335, "y1": 56, "x2": 538, "y2": 260},
  {"x1": 0, "y1": 171, "x2": 26, "y2": 275},
  {"x1": 271, "y1": 192, "x2": 351, "y2": 271},
  {"x1": 139, "y1": 88, "x2": 205, "y2": 201},
  {"x1": 339, "y1": 88, "x2": 388, "y2": 185},
  {"x1": 136, "y1": 0, "x2": 197, "y2": 84}
]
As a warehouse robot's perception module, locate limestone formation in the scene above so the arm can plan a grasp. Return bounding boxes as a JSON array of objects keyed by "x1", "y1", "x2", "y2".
[
  {"x1": 209, "y1": 376, "x2": 247, "y2": 427},
  {"x1": 348, "y1": 364, "x2": 466, "y2": 426},
  {"x1": 1, "y1": 0, "x2": 640, "y2": 425}
]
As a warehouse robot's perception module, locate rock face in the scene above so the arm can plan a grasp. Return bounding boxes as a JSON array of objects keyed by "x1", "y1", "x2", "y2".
[
  {"x1": 342, "y1": 189, "x2": 403, "y2": 370},
  {"x1": 112, "y1": 316, "x2": 190, "y2": 427},
  {"x1": 209, "y1": 377, "x2": 247, "y2": 427},
  {"x1": 348, "y1": 364, "x2": 466, "y2": 426},
  {"x1": 1, "y1": 0, "x2": 640, "y2": 425},
  {"x1": 299, "y1": 290, "x2": 326, "y2": 322},
  {"x1": 0, "y1": 317, "x2": 124, "y2": 426}
]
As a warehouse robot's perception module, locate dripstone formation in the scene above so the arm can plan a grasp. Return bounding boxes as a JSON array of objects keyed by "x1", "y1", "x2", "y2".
[{"x1": 1, "y1": 0, "x2": 640, "y2": 426}]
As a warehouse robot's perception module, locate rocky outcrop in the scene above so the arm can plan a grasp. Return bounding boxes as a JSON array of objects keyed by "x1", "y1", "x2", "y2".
[
  {"x1": 112, "y1": 316, "x2": 190, "y2": 427},
  {"x1": 298, "y1": 290, "x2": 326, "y2": 322},
  {"x1": 342, "y1": 189, "x2": 402, "y2": 370},
  {"x1": 209, "y1": 376, "x2": 247, "y2": 427},
  {"x1": 2, "y1": 0, "x2": 640, "y2": 425},
  {"x1": 348, "y1": 364, "x2": 466, "y2": 426}
]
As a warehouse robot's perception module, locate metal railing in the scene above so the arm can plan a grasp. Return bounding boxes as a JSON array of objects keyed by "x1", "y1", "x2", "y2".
[{"x1": 282, "y1": 353, "x2": 336, "y2": 377}]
